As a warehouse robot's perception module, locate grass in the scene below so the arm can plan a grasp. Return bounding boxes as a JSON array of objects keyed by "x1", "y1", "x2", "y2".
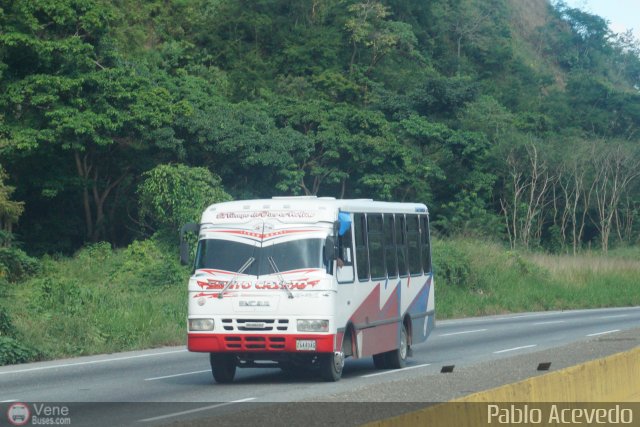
[
  {"x1": 2, "y1": 237, "x2": 640, "y2": 364},
  {"x1": 434, "y1": 239, "x2": 640, "y2": 319},
  {"x1": 1, "y1": 240, "x2": 188, "y2": 362}
]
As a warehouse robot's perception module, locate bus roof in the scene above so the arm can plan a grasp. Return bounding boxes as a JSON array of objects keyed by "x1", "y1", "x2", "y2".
[{"x1": 200, "y1": 196, "x2": 428, "y2": 224}]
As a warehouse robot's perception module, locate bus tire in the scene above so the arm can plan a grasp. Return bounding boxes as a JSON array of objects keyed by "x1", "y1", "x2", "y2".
[
  {"x1": 319, "y1": 350, "x2": 344, "y2": 382},
  {"x1": 385, "y1": 323, "x2": 408, "y2": 369},
  {"x1": 210, "y1": 353, "x2": 236, "y2": 384}
]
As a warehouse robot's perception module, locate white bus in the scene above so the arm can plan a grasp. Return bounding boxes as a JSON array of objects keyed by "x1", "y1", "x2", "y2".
[{"x1": 180, "y1": 196, "x2": 435, "y2": 383}]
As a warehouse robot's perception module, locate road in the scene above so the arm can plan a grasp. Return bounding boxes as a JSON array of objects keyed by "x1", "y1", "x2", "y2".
[{"x1": 1, "y1": 306, "x2": 639, "y2": 426}]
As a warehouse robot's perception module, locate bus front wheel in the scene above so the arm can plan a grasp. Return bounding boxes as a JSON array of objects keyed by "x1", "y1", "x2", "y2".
[
  {"x1": 210, "y1": 353, "x2": 237, "y2": 384},
  {"x1": 319, "y1": 350, "x2": 345, "y2": 382}
]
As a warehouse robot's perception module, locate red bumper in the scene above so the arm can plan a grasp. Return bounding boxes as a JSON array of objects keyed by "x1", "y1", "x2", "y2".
[{"x1": 188, "y1": 333, "x2": 336, "y2": 353}]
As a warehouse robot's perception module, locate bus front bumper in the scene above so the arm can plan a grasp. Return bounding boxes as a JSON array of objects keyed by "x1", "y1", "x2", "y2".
[{"x1": 188, "y1": 333, "x2": 335, "y2": 353}]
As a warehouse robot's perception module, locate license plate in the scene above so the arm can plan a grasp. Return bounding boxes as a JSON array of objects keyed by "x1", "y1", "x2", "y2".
[
  {"x1": 244, "y1": 322, "x2": 265, "y2": 329},
  {"x1": 296, "y1": 339, "x2": 316, "y2": 351}
]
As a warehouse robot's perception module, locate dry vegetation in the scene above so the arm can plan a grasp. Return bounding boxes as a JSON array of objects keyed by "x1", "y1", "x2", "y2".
[{"x1": 528, "y1": 251, "x2": 640, "y2": 285}]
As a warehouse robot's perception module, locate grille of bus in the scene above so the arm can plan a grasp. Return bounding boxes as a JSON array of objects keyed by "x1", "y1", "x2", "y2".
[
  {"x1": 221, "y1": 318, "x2": 289, "y2": 332},
  {"x1": 223, "y1": 335, "x2": 286, "y2": 350}
]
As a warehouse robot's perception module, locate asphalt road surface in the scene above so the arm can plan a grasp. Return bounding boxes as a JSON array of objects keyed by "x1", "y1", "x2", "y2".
[{"x1": 2, "y1": 306, "x2": 639, "y2": 426}]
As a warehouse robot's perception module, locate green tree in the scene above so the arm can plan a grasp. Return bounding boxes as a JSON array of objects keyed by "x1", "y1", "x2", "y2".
[
  {"x1": 0, "y1": 0, "x2": 639, "y2": 254},
  {"x1": 137, "y1": 164, "x2": 231, "y2": 235},
  {"x1": 399, "y1": 113, "x2": 498, "y2": 234},
  {"x1": 457, "y1": 95, "x2": 515, "y2": 143},
  {"x1": 0, "y1": 1, "x2": 179, "y2": 244},
  {"x1": 0, "y1": 166, "x2": 23, "y2": 242},
  {"x1": 548, "y1": 2, "x2": 612, "y2": 72},
  {"x1": 0, "y1": 166, "x2": 38, "y2": 283},
  {"x1": 345, "y1": 1, "x2": 419, "y2": 74}
]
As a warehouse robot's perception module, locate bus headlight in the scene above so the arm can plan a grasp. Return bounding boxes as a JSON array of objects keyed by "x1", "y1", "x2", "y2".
[
  {"x1": 189, "y1": 318, "x2": 215, "y2": 331},
  {"x1": 297, "y1": 319, "x2": 329, "y2": 332}
]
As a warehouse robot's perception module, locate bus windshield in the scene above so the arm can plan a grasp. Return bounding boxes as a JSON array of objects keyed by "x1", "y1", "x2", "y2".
[{"x1": 195, "y1": 238, "x2": 326, "y2": 276}]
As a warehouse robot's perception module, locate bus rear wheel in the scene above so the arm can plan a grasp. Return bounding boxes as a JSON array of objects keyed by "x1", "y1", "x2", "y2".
[
  {"x1": 210, "y1": 353, "x2": 237, "y2": 384},
  {"x1": 385, "y1": 323, "x2": 408, "y2": 369}
]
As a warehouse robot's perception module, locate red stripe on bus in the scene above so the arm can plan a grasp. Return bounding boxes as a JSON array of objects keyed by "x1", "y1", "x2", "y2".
[{"x1": 188, "y1": 333, "x2": 335, "y2": 353}]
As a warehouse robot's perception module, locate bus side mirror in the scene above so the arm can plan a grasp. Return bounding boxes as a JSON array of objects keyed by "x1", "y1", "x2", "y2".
[
  {"x1": 325, "y1": 236, "x2": 337, "y2": 261},
  {"x1": 180, "y1": 223, "x2": 200, "y2": 265}
]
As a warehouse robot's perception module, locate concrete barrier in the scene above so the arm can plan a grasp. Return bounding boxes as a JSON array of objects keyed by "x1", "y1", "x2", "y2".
[{"x1": 364, "y1": 347, "x2": 640, "y2": 427}]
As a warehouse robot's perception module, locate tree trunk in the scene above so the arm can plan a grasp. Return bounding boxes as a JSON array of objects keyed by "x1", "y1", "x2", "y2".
[
  {"x1": 75, "y1": 151, "x2": 94, "y2": 240},
  {"x1": 74, "y1": 150, "x2": 128, "y2": 242}
]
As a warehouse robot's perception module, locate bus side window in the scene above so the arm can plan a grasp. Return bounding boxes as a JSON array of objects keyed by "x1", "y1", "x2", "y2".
[
  {"x1": 337, "y1": 220, "x2": 354, "y2": 266},
  {"x1": 368, "y1": 214, "x2": 385, "y2": 280},
  {"x1": 384, "y1": 214, "x2": 398, "y2": 279},
  {"x1": 396, "y1": 215, "x2": 408, "y2": 277},
  {"x1": 336, "y1": 217, "x2": 355, "y2": 284},
  {"x1": 421, "y1": 215, "x2": 432, "y2": 273},
  {"x1": 407, "y1": 214, "x2": 422, "y2": 276},
  {"x1": 354, "y1": 213, "x2": 369, "y2": 282}
]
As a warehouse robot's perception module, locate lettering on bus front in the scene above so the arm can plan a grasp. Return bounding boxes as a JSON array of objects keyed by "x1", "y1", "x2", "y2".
[
  {"x1": 196, "y1": 279, "x2": 321, "y2": 290},
  {"x1": 215, "y1": 210, "x2": 316, "y2": 220}
]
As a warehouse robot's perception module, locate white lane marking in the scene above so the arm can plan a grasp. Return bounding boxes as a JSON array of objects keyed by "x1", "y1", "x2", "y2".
[
  {"x1": 587, "y1": 329, "x2": 620, "y2": 337},
  {"x1": 507, "y1": 314, "x2": 550, "y2": 320},
  {"x1": 532, "y1": 320, "x2": 566, "y2": 325},
  {"x1": 437, "y1": 329, "x2": 488, "y2": 337},
  {"x1": 493, "y1": 344, "x2": 537, "y2": 354},
  {"x1": 443, "y1": 311, "x2": 561, "y2": 325},
  {"x1": 441, "y1": 307, "x2": 640, "y2": 327},
  {"x1": 598, "y1": 315, "x2": 628, "y2": 320},
  {"x1": 138, "y1": 397, "x2": 257, "y2": 422},
  {"x1": 145, "y1": 370, "x2": 211, "y2": 381},
  {"x1": 361, "y1": 364, "x2": 430, "y2": 378},
  {"x1": 0, "y1": 349, "x2": 187, "y2": 376}
]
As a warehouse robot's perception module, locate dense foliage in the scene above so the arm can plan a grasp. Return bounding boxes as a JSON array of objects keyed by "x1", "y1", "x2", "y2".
[{"x1": 1, "y1": 0, "x2": 639, "y2": 258}]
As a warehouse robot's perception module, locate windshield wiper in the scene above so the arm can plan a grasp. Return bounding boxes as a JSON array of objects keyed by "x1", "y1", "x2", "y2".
[
  {"x1": 267, "y1": 256, "x2": 294, "y2": 299},
  {"x1": 218, "y1": 257, "x2": 255, "y2": 299}
]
